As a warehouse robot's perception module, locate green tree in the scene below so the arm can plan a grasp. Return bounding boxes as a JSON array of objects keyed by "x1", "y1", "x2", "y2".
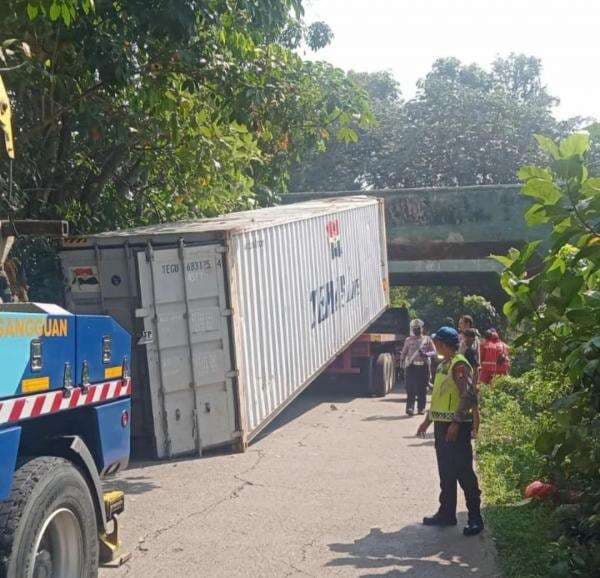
[
  {"x1": 0, "y1": 0, "x2": 370, "y2": 232},
  {"x1": 496, "y1": 132, "x2": 600, "y2": 576},
  {"x1": 391, "y1": 286, "x2": 499, "y2": 333},
  {"x1": 290, "y1": 55, "x2": 586, "y2": 192},
  {"x1": 290, "y1": 69, "x2": 402, "y2": 191}
]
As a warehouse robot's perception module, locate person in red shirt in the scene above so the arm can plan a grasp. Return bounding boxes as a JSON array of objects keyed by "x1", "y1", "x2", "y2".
[
  {"x1": 479, "y1": 329, "x2": 510, "y2": 384},
  {"x1": 496, "y1": 332, "x2": 511, "y2": 376}
]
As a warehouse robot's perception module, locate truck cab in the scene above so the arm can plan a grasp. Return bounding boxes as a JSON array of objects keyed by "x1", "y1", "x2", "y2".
[{"x1": 0, "y1": 303, "x2": 131, "y2": 578}]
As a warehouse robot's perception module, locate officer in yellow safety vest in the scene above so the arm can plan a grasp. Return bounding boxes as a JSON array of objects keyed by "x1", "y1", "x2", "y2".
[{"x1": 417, "y1": 326, "x2": 484, "y2": 536}]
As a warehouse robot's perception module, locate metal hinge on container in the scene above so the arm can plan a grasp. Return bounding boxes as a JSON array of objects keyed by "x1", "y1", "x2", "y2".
[
  {"x1": 226, "y1": 370, "x2": 239, "y2": 379},
  {"x1": 135, "y1": 308, "x2": 150, "y2": 318},
  {"x1": 145, "y1": 243, "x2": 155, "y2": 262},
  {"x1": 221, "y1": 309, "x2": 232, "y2": 317},
  {"x1": 215, "y1": 246, "x2": 227, "y2": 254},
  {"x1": 192, "y1": 408, "x2": 198, "y2": 438}
]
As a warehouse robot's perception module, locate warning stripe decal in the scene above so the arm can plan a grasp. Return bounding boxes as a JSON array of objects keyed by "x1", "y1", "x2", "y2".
[
  {"x1": 62, "y1": 237, "x2": 89, "y2": 245},
  {"x1": 0, "y1": 379, "x2": 131, "y2": 426}
]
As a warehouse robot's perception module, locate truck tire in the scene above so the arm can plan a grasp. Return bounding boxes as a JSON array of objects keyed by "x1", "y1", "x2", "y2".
[
  {"x1": 356, "y1": 356, "x2": 374, "y2": 395},
  {"x1": 372, "y1": 353, "x2": 394, "y2": 397},
  {"x1": 0, "y1": 456, "x2": 99, "y2": 578}
]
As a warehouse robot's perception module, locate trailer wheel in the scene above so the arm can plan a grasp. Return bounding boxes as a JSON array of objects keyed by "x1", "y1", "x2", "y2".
[
  {"x1": 373, "y1": 353, "x2": 394, "y2": 397},
  {"x1": 0, "y1": 456, "x2": 98, "y2": 578},
  {"x1": 356, "y1": 357, "x2": 374, "y2": 395}
]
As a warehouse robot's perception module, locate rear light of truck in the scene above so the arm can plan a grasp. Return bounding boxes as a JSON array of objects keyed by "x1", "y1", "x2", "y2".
[
  {"x1": 30, "y1": 339, "x2": 42, "y2": 371},
  {"x1": 102, "y1": 335, "x2": 112, "y2": 363}
]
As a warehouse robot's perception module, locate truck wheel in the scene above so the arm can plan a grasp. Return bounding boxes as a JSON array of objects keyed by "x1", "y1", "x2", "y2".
[
  {"x1": 387, "y1": 359, "x2": 396, "y2": 393},
  {"x1": 357, "y1": 357, "x2": 374, "y2": 395},
  {"x1": 373, "y1": 353, "x2": 394, "y2": 397},
  {"x1": 0, "y1": 456, "x2": 99, "y2": 578}
]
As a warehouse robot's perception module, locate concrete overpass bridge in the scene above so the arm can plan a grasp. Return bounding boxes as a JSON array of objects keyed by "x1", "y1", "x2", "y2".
[{"x1": 283, "y1": 184, "x2": 546, "y2": 291}]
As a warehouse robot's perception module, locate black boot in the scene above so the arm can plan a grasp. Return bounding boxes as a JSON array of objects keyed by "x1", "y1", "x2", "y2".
[
  {"x1": 463, "y1": 516, "x2": 484, "y2": 536},
  {"x1": 422, "y1": 513, "x2": 457, "y2": 527}
]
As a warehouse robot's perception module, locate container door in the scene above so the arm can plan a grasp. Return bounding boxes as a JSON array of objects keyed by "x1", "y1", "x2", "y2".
[
  {"x1": 60, "y1": 245, "x2": 155, "y2": 457},
  {"x1": 136, "y1": 244, "x2": 236, "y2": 458}
]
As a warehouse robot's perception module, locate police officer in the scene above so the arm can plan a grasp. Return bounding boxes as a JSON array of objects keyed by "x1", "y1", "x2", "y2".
[{"x1": 416, "y1": 326, "x2": 483, "y2": 536}]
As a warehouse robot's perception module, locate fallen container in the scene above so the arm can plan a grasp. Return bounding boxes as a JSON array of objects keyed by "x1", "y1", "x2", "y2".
[{"x1": 59, "y1": 196, "x2": 389, "y2": 458}]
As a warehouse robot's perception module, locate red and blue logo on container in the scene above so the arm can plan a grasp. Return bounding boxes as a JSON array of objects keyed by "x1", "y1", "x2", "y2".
[{"x1": 326, "y1": 220, "x2": 342, "y2": 259}]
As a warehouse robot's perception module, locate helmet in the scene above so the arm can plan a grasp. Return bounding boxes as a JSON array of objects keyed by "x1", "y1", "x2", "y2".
[{"x1": 432, "y1": 326, "x2": 460, "y2": 348}]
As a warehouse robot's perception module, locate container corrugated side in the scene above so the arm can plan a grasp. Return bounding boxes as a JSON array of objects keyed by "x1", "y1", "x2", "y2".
[{"x1": 228, "y1": 199, "x2": 388, "y2": 438}]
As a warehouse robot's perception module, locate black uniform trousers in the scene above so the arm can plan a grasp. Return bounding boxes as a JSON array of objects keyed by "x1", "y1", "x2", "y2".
[
  {"x1": 433, "y1": 421, "x2": 481, "y2": 522},
  {"x1": 405, "y1": 364, "x2": 428, "y2": 413}
]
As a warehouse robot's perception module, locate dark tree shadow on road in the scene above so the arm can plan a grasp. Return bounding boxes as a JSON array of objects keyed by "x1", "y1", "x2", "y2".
[{"x1": 328, "y1": 521, "x2": 497, "y2": 577}]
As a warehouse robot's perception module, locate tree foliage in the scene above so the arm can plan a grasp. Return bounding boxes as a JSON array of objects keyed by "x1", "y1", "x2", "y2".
[
  {"x1": 290, "y1": 55, "x2": 595, "y2": 192},
  {"x1": 391, "y1": 286, "x2": 500, "y2": 333},
  {"x1": 496, "y1": 133, "x2": 600, "y2": 576},
  {"x1": 0, "y1": 0, "x2": 370, "y2": 232}
]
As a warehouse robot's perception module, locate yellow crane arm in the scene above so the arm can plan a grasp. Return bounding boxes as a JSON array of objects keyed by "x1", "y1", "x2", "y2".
[{"x1": 0, "y1": 74, "x2": 15, "y2": 159}]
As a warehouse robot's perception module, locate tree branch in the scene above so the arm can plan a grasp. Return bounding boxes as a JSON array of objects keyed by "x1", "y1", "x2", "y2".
[
  {"x1": 80, "y1": 144, "x2": 128, "y2": 206},
  {"x1": 571, "y1": 203, "x2": 600, "y2": 238},
  {"x1": 0, "y1": 62, "x2": 27, "y2": 72},
  {"x1": 19, "y1": 82, "x2": 105, "y2": 142}
]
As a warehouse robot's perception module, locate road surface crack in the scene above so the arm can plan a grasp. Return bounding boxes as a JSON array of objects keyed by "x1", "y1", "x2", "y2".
[
  {"x1": 127, "y1": 450, "x2": 267, "y2": 564},
  {"x1": 233, "y1": 448, "x2": 267, "y2": 487}
]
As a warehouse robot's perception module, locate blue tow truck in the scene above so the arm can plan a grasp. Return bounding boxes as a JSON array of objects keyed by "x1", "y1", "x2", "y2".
[
  {"x1": 0, "y1": 303, "x2": 132, "y2": 577},
  {"x1": 0, "y1": 76, "x2": 132, "y2": 578}
]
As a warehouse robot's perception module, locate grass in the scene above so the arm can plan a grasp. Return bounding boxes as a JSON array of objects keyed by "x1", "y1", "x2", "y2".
[
  {"x1": 483, "y1": 502, "x2": 558, "y2": 578},
  {"x1": 476, "y1": 372, "x2": 567, "y2": 578}
]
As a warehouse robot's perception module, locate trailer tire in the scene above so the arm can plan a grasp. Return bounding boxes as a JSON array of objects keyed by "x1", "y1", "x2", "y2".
[
  {"x1": 373, "y1": 353, "x2": 394, "y2": 397},
  {"x1": 0, "y1": 456, "x2": 98, "y2": 578},
  {"x1": 356, "y1": 357, "x2": 374, "y2": 395}
]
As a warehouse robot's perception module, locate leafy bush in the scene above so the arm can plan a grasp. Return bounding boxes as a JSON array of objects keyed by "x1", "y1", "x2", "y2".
[
  {"x1": 493, "y1": 132, "x2": 600, "y2": 577},
  {"x1": 463, "y1": 294, "x2": 500, "y2": 331},
  {"x1": 478, "y1": 371, "x2": 565, "y2": 505},
  {"x1": 477, "y1": 370, "x2": 567, "y2": 577},
  {"x1": 390, "y1": 286, "x2": 501, "y2": 332}
]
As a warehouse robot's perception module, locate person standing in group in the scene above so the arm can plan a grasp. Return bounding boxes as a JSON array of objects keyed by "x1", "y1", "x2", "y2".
[
  {"x1": 417, "y1": 326, "x2": 483, "y2": 536},
  {"x1": 461, "y1": 328, "x2": 480, "y2": 384},
  {"x1": 462, "y1": 328, "x2": 481, "y2": 437},
  {"x1": 399, "y1": 318, "x2": 436, "y2": 416},
  {"x1": 480, "y1": 329, "x2": 510, "y2": 384},
  {"x1": 458, "y1": 315, "x2": 480, "y2": 362},
  {"x1": 495, "y1": 330, "x2": 511, "y2": 377}
]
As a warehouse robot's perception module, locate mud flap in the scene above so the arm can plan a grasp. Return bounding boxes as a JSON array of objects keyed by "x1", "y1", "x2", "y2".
[{"x1": 99, "y1": 490, "x2": 125, "y2": 564}]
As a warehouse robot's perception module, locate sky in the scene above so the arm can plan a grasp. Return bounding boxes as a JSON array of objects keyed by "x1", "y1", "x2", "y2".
[{"x1": 302, "y1": 0, "x2": 599, "y2": 120}]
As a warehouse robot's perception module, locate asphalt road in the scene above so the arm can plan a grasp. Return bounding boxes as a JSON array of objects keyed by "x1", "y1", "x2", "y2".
[{"x1": 101, "y1": 379, "x2": 501, "y2": 577}]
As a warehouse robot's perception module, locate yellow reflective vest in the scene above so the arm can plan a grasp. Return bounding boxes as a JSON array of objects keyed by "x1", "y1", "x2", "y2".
[{"x1": 429, "y1": 353, "x2": 472, "y2": 422}]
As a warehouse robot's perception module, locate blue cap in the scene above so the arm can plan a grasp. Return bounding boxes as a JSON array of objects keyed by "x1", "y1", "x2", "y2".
[{"x1": 433, "y1": 326, "x2": 460, "y2": 348}]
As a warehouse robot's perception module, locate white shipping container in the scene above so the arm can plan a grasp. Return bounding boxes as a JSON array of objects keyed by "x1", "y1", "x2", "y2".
[{"x1": 59, "y1": 197, "x2": 389, "y2": 458}]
